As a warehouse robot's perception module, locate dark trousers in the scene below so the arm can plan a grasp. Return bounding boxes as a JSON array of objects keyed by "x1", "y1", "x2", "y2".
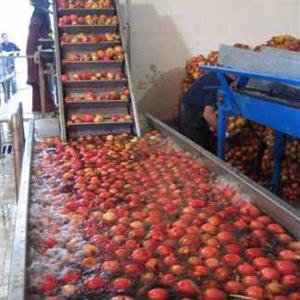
[
  {"x1": 31, "y1": 79, "x2": 55, "y2": 113},
  {"x1": 179, "y1": 103, "x2": 216, "y2": 153}
]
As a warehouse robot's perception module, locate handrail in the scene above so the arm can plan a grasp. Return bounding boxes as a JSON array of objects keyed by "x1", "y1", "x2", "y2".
[{"x1": 0, "y1": 55, "x2": 34, "y2": 59}]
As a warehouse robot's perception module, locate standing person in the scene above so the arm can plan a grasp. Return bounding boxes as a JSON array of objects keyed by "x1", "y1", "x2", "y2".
[
  {"x1": 1, "y1": 33, "x2": 20, "y2": 95},
  {"x1": 26, "y1": 0, "x2": 55, "y2": 114}
]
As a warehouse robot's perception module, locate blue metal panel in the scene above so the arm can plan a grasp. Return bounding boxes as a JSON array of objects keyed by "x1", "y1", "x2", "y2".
[
  {"x1": 231, "y1": 93, "x2": 300, "y2": 139},
  {"x1": 201, "y1": 64, "x2": 300, "y2": 196},
  {"x1": 203, "y1": 65, "x2": 300, "y2": 86}
]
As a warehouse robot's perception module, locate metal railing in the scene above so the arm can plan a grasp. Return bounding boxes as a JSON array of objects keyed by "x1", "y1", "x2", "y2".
[
  {"x1": 0, "y1": 55, "x2": 15, "y2": 103},
  {"x1": 0, "y1": 51, "x2": 57, "y2": 117},
  {"x1": 0, "y1": 55, "x2": 14, "y2": 80}
]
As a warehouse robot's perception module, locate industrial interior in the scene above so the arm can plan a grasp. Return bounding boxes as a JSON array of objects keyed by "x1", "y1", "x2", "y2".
[{"x1": 0, "y1": 0, "x2": 300, "y2": 300}]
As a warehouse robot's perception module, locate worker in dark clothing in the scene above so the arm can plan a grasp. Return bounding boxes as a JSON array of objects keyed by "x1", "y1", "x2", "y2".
[
  {"x1": 26, "y1": 0, "x2": 55, "y2": 114},
  {"x1": 180, "y1": 73, "x2": 223, "y2": 152},
  {"x1": 1, "y1": 33, "x2": 20, "y2": 94}
]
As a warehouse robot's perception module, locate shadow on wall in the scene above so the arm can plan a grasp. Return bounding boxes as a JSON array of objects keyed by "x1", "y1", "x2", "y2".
[
  {"x1": 127, "y1": 1, "x2": 191, "y2": 121},
  {"x1": 136, "y1": 66, "x2": 186, "y2": 121}
]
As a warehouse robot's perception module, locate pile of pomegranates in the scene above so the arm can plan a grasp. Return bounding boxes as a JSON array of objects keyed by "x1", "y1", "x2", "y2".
[
  {"x1": 225, "y1": 124, "x2": 300, "y2": 204},
  {"x1": 176, "y1": 35, "x2": 300, "y2": 204},
  {"x1": 67, "y1": 113, "x2": 132, "y2": 124},
  {"x1": 27, "y1": 132, "x2": 300, "y2": 299},
  {"x1": 63, "y1": 46, "x2": 124, "y2": 62},
  {"x1": 58, "y1": 1, "x2": 135, "y2": 130},
  {"x1": 58, "y1": 0, "x2": 113, "y2": 9},
  {"x1": 58, "y1": 14, "x2": 118, "y2": 26},
  {"x1": 60, "y1": 33, "x2": 120, "y2": 45},
  {"x1": 61, "y1": 70, "x2": 125, "y2": 82},
  {"x1": 258, "y1": 133, "x2": 300, "y2": 203},
  {"x1": 65, "y1": 88, "x2": 130, "y2": 103},
  {"x1": 266, "y1": 35, "x2": 300, "y2": 52}
]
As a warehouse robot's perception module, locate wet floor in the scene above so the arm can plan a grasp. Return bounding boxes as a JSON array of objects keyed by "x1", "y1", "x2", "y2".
[
  {"x1": 0, "y1": 88, "x2": 30, "y2": 300},
  {"x1": 0, "y1": 150, "x2": 16, "y2": 300},
  {"x1": 0, "y1": 112, "x2": 59, "y2": 300},
  {"x1": 0, "y1": 88, "x2": 32, "y2": 122},
  {"x1": 0, "y1": 79, "x2": 62, "y2": 298}
]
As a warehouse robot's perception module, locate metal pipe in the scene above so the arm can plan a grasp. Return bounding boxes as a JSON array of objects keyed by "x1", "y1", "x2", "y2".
[{"x1": 0, "y1": 55, "x2": 34, "y2": 59}]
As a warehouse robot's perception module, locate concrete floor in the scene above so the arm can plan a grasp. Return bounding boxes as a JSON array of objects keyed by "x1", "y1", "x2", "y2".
[{"x1": 0, "y1": 87, "x2": 32, "y2": 121}]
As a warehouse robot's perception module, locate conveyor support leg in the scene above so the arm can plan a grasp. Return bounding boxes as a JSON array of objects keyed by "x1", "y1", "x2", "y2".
[{"x1": 272, "y1": 130, "x2": 286, "y2": 195}]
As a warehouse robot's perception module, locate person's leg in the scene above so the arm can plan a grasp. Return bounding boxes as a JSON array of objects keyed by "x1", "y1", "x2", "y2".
[
  {"x1": 11, "y1": 76, "x2": 17, "y2": 94},
  {"x1": 32, "y1": 82, "x2": 56, "y2": 116},
  {"x1": 3, "y1": 80, "x2": 10, "y2": 102},
  {"x1": 32, "y1": 84, "x2": 41, "y2": 112},
  {"x1": 44, "y1": 77, "x2": 56, "y2": 113}
]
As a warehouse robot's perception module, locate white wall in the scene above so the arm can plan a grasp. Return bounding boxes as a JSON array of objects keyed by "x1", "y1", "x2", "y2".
[
  {"x1": 127, "y1": 0, "x2": 300, "y2": 120},
  {"x1": 0, "y1": 1, "x2": 33, "y2": 53},
  {"x1": 0, "y1": 1, "x2": 33, "y2": 91}
]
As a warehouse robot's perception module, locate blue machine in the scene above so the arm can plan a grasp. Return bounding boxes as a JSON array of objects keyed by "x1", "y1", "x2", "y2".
[{"x1": 202, "y1": 45, "x2": 300, "y2": 195}]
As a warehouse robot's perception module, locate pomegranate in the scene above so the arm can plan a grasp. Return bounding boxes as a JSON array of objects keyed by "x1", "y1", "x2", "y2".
[
  {"x1": 203, "y1": 288, "x2": 226, "y2": 300},
  {"x1": 27, "y1": 133, "x2": 300, "y2": 299},
  {"x1": 176, "y1": 279, "x2": 199, "y2": 295},
  {"x1": 147, "y1": 288, "x2": 168, "y2": 300}
]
